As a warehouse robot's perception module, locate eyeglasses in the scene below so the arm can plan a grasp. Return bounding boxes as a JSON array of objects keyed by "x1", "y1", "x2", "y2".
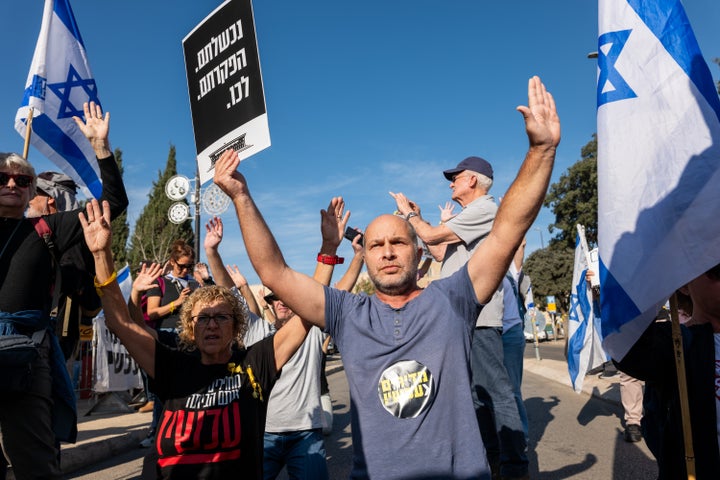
[
  {"x1": 0, "y1": 172, "x2": 33, "y2": 188},
  {"x1": 175, "y1": 262, "x2": 194, "y2": 270},
  {"x1": 451, "y1": 173, "x2": 473, "y2": 183},
  {"x1": 192, "y1": 314, "x2": 234, "y2": 327},
  {"x1": 704, "y1": 263, "x2": 720, "y2": 281}
]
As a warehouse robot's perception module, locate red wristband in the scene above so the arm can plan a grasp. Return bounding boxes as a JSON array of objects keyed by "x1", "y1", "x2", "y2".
[{"x1": 317, "y1": 253, "x2": 344, "y2": 265}]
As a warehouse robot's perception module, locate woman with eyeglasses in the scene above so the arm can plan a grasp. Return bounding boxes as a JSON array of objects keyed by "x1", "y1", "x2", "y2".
[{"x1": 80, "y1": 198, "x2": 346, "y2": 479}]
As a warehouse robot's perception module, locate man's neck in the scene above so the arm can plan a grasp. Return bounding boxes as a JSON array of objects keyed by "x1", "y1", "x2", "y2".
[
  {"x1": 375, "y1": 286, "x2": 423, "y2": 309},
  {"x1": 456, "y1": 189, "x2": 487, "y2": 208}
]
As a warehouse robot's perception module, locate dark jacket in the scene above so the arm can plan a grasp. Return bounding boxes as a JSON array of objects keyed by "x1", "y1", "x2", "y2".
[{"x1": 616, "y1": 321, "x2": 720, "y2": 479}]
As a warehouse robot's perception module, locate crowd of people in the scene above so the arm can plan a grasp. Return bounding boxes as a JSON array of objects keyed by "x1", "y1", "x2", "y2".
[{"x1": 1, "y1": 74, "x2": 717, "y2": 480}]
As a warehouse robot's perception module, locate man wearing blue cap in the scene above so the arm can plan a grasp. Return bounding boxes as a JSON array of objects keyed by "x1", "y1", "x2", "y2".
[{"x1": 391, "y1": 156, "x2": 529, "y2": 480}]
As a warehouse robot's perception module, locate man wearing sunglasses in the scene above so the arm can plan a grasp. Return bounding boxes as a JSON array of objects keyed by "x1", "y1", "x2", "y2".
[{"x1": 0, "y1": 101, "x2": 128, "y2": 479}]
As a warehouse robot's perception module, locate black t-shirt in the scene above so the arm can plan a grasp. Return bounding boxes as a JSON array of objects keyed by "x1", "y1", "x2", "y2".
[{"x1": 149, "y1": 337, "x2": 277, "y2": 480}]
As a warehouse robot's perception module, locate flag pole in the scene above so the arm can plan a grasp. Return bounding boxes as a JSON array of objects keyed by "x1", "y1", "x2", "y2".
[
  {"x1": 22, "y1": 107, "x2": 34, "y2": 160},
  {"x1": 669, "y1": 292, "x2": 696, "y2": 479}
]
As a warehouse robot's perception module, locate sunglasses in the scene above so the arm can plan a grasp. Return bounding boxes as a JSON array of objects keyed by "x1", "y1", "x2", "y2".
[
  {"x1": 175, "y1": 262, "x2": 194, "y2": 270},
  {"x1": 0, "y1": 172, "x2": 33, "y2": 188}
]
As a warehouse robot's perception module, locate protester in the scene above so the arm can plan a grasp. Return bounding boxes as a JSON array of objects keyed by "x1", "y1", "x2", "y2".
[
  {"x1": 139, "y1": 239, "x2": 201, "y2": 446},
  {"x1": 213, "y1": 75, "x2": 559, "y2": 480},
  {"x1": 27, "y1": 171, "x2": 102, "y2": 364},
  {"x1": 0, "y1": 102, "x2": 127, "y2": 479},
  {"x1": 390, "y1": 154, "x2": 526, "y2": 478},
  {"x1": 263, "y1": 198, "x2": 366, "y2": 480},
  {"x1": 145, "y1": 239, "x2": 201, "y2": 347},
  {"x1": 79, "y1": 198, "x2": 331, "y2": 479},
  {"x1": 202, "y1": 215, "x2": 273, "y2": 346},
  {"x1": 503, "y1": 240, "x2": 532, "y2": 444},
  {"x1": 616, "y1": 265, "x2": 720, "y2": 479},
  {"x1": 587, "y1": 269, "x2": 645, "y2": 443}
]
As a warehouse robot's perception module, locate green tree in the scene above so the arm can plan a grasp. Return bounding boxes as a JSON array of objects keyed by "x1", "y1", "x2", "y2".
[
  {"x1": 110, "y1": 147, "x2": 130, "y2": 267},
  {"x1": 543, "y1": 134, "x2": 598, "y2": 249},
  {"x1": 127, "y1": 145, "x2": 193, "y2": 270},
  {"x1": 523, "y1": 244, "x2": 574, "y2": 312}
]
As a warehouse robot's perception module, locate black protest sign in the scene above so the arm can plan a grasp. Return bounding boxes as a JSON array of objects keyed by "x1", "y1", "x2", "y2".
[{"x1": 183, "y1": 0, "x2": 270, "y2": 183}]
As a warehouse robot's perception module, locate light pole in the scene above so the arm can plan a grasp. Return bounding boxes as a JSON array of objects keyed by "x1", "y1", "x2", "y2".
[{"x1": 534, "y1": 227, "x2": 545, "y2": 249}]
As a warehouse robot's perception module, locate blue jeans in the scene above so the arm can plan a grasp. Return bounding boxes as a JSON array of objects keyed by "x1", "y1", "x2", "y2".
[
  {"x1": 502, "y1": 323, "x2": 529, "y2": 442},
  {"x1": 471, "y1": 326, "x2": 528, "y2": 478},
  {"x1": 263, "y1": 429, "x2": 328, "y2": 480}
]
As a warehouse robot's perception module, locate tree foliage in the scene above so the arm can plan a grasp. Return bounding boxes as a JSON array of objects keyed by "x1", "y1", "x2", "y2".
[
  {"x1": 543, "y1": 135, "x2": 598, "y2": 249},
  {"x1": 524, "y1": 244, "x2": 574, "y2": 312},
  {"x1": 110, "y1": 147, "x2": 130, "y2": 267},
  {"x1": 127, "y1": 145, "x2": 193, "y2": 270}
]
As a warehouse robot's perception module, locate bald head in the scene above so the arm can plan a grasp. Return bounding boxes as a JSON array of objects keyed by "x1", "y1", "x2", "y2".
[{"x1": 363, "y1": 214, "x2": 423, "y2": 296}]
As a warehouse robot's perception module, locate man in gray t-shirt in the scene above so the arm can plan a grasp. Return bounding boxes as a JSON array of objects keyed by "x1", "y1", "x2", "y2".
[
  {"x1": 215, "y1": 75, "x2": 560, "y2": 480},
  {"x1": 392, "y1": 156, "x2": 528, "y2": 478}
]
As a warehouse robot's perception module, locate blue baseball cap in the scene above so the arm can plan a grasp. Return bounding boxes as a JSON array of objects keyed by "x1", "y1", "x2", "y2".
[{"x1": 443, "y1": 156, "x2": 493, "y2": 181}]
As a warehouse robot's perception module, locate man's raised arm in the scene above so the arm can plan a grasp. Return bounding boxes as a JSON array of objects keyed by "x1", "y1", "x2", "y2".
[
  {"x1": 469, "y1": 76, "x2": 560, "y2": 303},
  {"x1": 213, "y1": 150, "x2": 327, "y2": 328}
]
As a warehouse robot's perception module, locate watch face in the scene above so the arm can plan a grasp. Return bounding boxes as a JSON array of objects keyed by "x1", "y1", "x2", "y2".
[
  {"x1": 165, "y1": 175, "x2": 191, "y2": 201},
  {"x1": 168, "y1": 202, "x2": 190, "y2": 224}
]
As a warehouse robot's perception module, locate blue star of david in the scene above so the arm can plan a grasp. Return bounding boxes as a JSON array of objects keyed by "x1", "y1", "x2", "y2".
[
  {"x1": 47, "y1": 64, "x2": 100, "y2": 119},
  {"x1": 597, "y1": 29, "x2": 637, "y2": 107},
  {"x1": 568, "y1": 294, "x2": 580, "y2": 323}
]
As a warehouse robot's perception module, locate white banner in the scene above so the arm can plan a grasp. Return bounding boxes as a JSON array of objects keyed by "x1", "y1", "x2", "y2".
[{"x1": 93, "y1": 314, "x2": 142, "y2": 393}]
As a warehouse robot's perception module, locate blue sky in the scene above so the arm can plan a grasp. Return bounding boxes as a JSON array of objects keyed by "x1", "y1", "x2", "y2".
[{"x1": 1, "y1": 1, "x2": 719, "y2": 285}]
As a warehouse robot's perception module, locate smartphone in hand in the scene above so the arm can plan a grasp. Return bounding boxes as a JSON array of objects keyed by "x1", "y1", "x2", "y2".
[{"x1": 344, "y1": 227, "x2": 363, "y2": 246}]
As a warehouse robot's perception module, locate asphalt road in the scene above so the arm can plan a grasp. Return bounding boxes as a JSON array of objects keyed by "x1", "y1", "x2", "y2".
[{"x1": 67, "y1": 346, "x2": 658, "y2": 479}]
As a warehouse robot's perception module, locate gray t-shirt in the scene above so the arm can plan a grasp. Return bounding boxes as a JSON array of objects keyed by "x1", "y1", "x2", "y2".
[
  {"x1": 441, "y1": 195, "x2": 503, "y2": 327},
  {"x1": 264, "y1": 326, "x2": 325, "y2": 432},
  {"x1": 324, "y1": 266, "x2": 490, "y2": 480}
]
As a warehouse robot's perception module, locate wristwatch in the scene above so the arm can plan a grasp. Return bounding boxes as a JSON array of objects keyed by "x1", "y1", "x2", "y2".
[
  {"x1": 317, "y1": 254, "x2": 344, "y2": 265},
  {"x1": 406, "y1": 212, "x2": 419, "y2": 221}
]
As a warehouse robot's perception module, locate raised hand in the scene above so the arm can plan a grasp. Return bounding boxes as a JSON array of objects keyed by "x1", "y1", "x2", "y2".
[
  {"x1": 320, "y1": 196, "x2": 349, "y2": 249},
  {"x1": 204, "y1": 216, "x2": 224, "y2": 250},
  {"x1": 438, "y1": 201, "x2": 456, "y2": 223},
  {"x1": 226, "y1": 264, "x2": 249, "y2": 288},
  {"x1": 79, "y1": 199, "x2": 112, "y2": 254},
  {"x1": 516, "y1": 76, "x2": 561, "y2": 151},
  {"x1": 213, "y1": 149, "x2": 247, "y2": 198},
  {"x1": 389, "y1": 191, "x2": 420, "y2": 218},
  {"x1": 73, "y1": 101, "x2": 111, "y2": 157},
  {"x1": 133, "y1": 262, "x2": 163, "y2": 294}
]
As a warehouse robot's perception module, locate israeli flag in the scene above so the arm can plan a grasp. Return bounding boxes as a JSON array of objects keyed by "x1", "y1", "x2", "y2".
[
  {"x1": 117, "y1": 265, "x2": 133, "y2": 303},
  {"x1": 567, "y1": 228, "x2": 607, "y2": 393},
  {"x1": 597, "y1": 0, "x2": 720, "y2": 361},
  {"x1": 14, "y1": 0, "x2": 102, "y2": 198}
]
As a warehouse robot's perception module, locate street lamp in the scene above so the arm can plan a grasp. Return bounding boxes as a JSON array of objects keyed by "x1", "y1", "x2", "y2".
[{"x1": 534, "y1": 227, "x2": 545, "y2": 249}]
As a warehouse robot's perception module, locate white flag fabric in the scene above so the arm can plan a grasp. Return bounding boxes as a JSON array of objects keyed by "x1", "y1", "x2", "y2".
[
  {"x1": 116, "y1": 264, "x2": 132, "y2": 303},
  {"x1": 597, "y1": 0, "x2": 720, "y2": 360},
  {"x1": 567, "y1": 230, "x2": 607, "y2": 393},
  {"x1": 14, "y1": 0, "x2": 102, "y2": 198}
]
